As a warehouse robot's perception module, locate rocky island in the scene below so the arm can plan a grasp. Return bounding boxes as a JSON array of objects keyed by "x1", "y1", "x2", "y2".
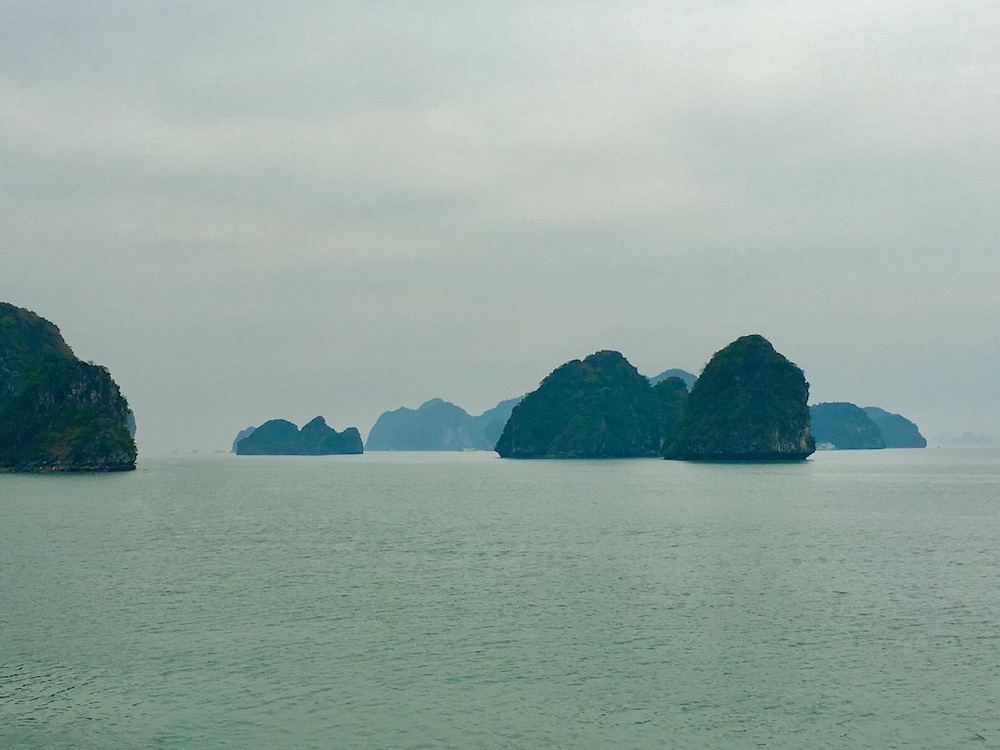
[
  {"x1": 862, "y1": 406, "x2": 927, "y2": 448},
  {"x1": 665, "y1": 334, "x2": 815, "y2": 461},
  {"x1": 366, "y1": 397, "x2": 519, "y2": 451},
  {"x1": 234, "y1": 416, "x2": 363, "y2": 455},
  {"x1": 0, "y1": 302, "x2": 137, "y2": 471},
  {"x1": 809, "y1": 402, "x2": 886, "y2": 450},
  {"x1": 494, "y1": 350, "x2": 687, "y2": 458},
  {"x1": 807, "y1": 403, "x2": 925, "y2": 449}
]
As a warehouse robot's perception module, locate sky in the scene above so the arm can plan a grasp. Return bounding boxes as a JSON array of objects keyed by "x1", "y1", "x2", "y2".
[{"x1": 3, "y1": 1, "x2": 998, "y2": 454}]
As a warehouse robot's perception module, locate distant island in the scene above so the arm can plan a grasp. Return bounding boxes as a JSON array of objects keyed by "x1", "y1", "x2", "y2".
[
  {"x1": 0, "y1": 302, "x2": 137, "y2": 472},
  {"x1": 809, "y1": 403, "x2": 926, "y2": 449},
  {"x1": 235, "y1": 416, "x2": 363, "y2": 455},
  {"x1": 232, "y1": 426, "x2": 257, "y2": 453},
  {"x1": 665, "y1": 334, "x2": 814, "y2": 461},
  {"x1": 366, "y1": 397, "x2": 519, "y2": 451},
  {"x1": 648, "y1": 368, "x2": 697, "y2": 389},
  {"x1": 940, "y1": 431, "x2": 992, "y2": 447},
  {"x1": 862, "y1": 407, "x2": 926, "y2": 448},
  {"x1": 809, "y1": 402, "x2": 886, "y2": 450},
  {"x1": 494, "y1": 350, "x2": 688, "y2": 458}
]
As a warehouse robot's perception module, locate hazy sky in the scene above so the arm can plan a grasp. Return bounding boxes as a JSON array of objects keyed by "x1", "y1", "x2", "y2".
[{"x1": 3, "y1": 2, "x2": 998, "y2": 453}]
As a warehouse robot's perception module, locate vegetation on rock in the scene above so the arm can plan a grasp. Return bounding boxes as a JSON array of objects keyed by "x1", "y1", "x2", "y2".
[
  {"x1": 0, "y1": 303, "x2": 75, "y2": 402},
  {"x1": 0, "y1": 303, "x2": 136, "y2": 472},
  {"x1": 495, "y1": 350, "x2": 685, "y2": 458},
  {"x1": 665, "y1": 334, "x2": 814, "y2": 461},
  {"x1": 235, "y1": 416, "x2": 363, "y2": 455}
]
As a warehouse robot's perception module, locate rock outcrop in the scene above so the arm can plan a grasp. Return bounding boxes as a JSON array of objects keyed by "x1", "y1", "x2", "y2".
[
  {"x1": 495, "y1": 350, "x2": 685, "y2": 458},
  {"x1": 0, "y1": 302, "x2": 136, "y2": 472},
  {"x1": 235, "y1": 416, "x2": 363, "y2": 455},
  {"x1": 665, "y1": 334, "x2": 814, "y2": 461},
  {"x1": 809, "y1": 402, "x2": 886, "y2": 450}
]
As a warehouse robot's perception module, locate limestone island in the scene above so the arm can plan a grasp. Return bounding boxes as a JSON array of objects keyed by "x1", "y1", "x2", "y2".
[
  {"x1": 664, "y1": 334, "x2": 815, "y2": 461},
  {"x1": 809, "y1": 402, "x2": 886, "y2": 450},
  {"x1": 494, "y1": 350, "x2": 688, "y2": 458},
  {"x1": 808, "y1": 403, "x2": 925, "y2": 449},
  {"x1": 862, "y1": 407, "x2": 926, "y2": 448},
  {"x1": 0, "y1": 302, "x2": 137, "y2": 472},
  {"x1": 234, "y1": 416, "x2": 363, "y2": 455},
  {"x1": 366, "y1": 397, "x2": 520, "y2": 451}
]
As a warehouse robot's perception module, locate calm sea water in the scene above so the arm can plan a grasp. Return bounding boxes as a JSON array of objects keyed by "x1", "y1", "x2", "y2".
[{"x1": 2, "y1": 449, "x2": 999, "y2": 749}]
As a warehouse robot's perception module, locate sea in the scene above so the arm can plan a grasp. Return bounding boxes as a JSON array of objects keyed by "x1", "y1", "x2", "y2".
[{"x1": 2, "y1": 448, "x2": 999, "y2": 749}]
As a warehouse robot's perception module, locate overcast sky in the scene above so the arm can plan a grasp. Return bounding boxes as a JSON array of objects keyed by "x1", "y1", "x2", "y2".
[{"x1": 3, "y1": 2, "x2": 998, "y2": 454}]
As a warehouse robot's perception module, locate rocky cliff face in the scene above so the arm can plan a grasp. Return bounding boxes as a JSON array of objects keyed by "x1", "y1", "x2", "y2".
[
  {"x1": 235, "y1": 416, "x2": 363, "y2": 455},
  {"x1": 665, "y1": 335, "x2": 814, "y2": 461},
  {"x1": 495, "y1": 350, "x2": 683, "y2": 458},
  {"x1": 0, "y1": 303, "x2": 136, "y2": 472}
]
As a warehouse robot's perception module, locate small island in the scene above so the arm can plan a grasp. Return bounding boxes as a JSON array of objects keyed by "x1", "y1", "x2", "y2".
[
  {"x1": 0, "y1": 302, "x2": 137, "y2": 472},
  {"x1": 234, "y1": 416, "x2": 363, "y2": 455},
  {"x1": 665, "y1": 334, "x2": 815, "y2": 461}
]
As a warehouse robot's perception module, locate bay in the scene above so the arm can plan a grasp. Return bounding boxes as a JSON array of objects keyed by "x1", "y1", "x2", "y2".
[{"x1": 2, "y1": 449, "x2": 999, "y2": 748}]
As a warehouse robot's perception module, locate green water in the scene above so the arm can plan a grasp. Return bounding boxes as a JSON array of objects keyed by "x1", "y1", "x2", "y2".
[{"x1": 2, "y1": 449, "x2": 999, "y2": 748}]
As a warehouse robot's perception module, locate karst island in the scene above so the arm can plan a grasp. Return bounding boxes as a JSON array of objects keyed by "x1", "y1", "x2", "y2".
[{"x1": 0, "y1": 302, "x2": 137, "y2": 472}]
